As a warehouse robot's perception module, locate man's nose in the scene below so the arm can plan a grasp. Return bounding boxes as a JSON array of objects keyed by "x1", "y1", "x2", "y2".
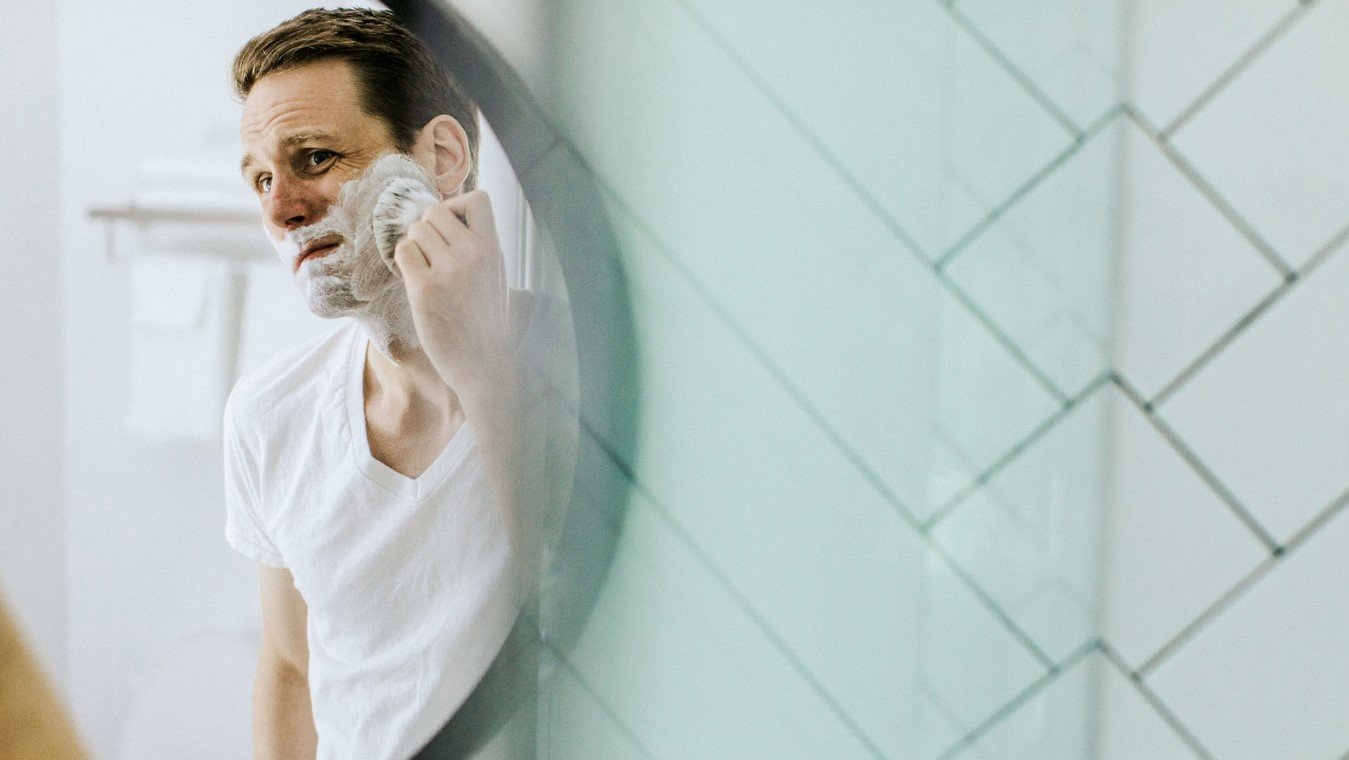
[{"x1": 265, "y1": 176, "x2": 325, "y2": 232}]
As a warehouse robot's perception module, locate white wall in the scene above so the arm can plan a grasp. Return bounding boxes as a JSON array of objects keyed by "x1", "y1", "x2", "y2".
[
  {"x1": 0, "y1": 0, "x2": 66, "y2": 685},
  {"x1": 55, "y1": 2, "x2": 366, "y2": 756}
]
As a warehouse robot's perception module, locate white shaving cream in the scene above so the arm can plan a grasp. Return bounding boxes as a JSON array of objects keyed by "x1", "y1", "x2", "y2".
[{"x1": 270, "y1": 154, "x2": 441, "y2": 363}]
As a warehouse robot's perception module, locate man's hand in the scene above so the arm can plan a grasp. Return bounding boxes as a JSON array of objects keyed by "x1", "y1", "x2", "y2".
[
  {"x1": 392, "y1": 188, "x2": 544, "y2": 599},
  {"x1": 393, "y1": 189, "x2": 514, "y2": 395}
]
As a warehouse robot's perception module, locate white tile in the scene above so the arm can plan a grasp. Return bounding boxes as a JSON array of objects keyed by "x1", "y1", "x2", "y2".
[
  {"x1": 541, "y1": 659, "x2": 650, "y2": 760},
  {"x1": 1161, "y1": 243, "x2": 1349, "y2": 542},
  {"x1": 566, "y1": 493, "x2": 910, "y2": 760},
  {"x1": 1147, "y1": 507, "x2": 1349, "y2": 760},
  {"x1": 920, "y1": 548, "x2": 1049, "y2": 745},
  {"x1": 553, "y1": 0, "x2": 1072, "y2": 262},
  {"x1": 946, "y1": 117, "x2": 1118, "y2": 396},
  {"x1": 534, "y1": 10, "x2": 1065, "y2": 521},
  {"x1": 1170, "y1": 0, "x2": 1349, "y2": 267},
  {"x1": 947, "y1": 650, "x2": 1099, "y2": 760},
  {"x1": 612, "y1": 190, "x2": 930, "y2": 757},
  {"x1": 1095, "y1": 655, "x2": 1204, "y2": 760},
  {"x1": 1114, "y1": 117, "x2": 1285, "y2": 400},
  {"x1": 932, "y1": 387, "x2": 1109, "y2": 663},
  {"x1": 1100, "y1": 386, "x2": 1268, "y2": 669},
  {"x1": 1128, "y1": 0, "x2": 1298, "y2": 129},
  {"x1": 956, "y1": 0, "x2": 1122, "y2": 129}
]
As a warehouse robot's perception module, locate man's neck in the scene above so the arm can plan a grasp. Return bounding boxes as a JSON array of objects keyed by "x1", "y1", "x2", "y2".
[{"x1": 362, "y1": 338, "x2": 458, "y2": 420}]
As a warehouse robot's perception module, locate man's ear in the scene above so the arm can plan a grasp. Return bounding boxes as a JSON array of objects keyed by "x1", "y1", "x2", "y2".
[{"x1": 411, "y1": 114, "x2": 471, "y2": 198}]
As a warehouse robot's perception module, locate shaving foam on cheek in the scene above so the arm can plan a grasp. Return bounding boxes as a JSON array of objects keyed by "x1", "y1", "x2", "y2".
[
  {"x1": 337, "y1": 154, "x2": 443, "y2": 363},
  {"x1": 267, "y1": 154, "x2": 442, "y2": 364}
]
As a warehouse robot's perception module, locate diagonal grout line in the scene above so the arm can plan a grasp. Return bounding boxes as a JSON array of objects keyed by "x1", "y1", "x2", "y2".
[
  {"x1": 541, "y1": 131, "x2": 1085, "y2": 749},
  {"x1": 1148, "y1": 218, "x2": 1349, "y2": 408},
  {"x1": 664, "y1": 0, "x2": 1068, "y2": 403},
  {"x1": 630, "y1": 478, "x2": 894, "y2": 760},
  {"x1": 587, "y1": 169, "x2": 922, "y2": 529},
  {"x1": 927, "y1": 539, "x2": 1057, "y2": 669},
  {"x1": 1125, "y1": 105, "x2": 1295, "y2": 278},
  {"x1": 544, "y1": 643, "x2": 660, "y2": 759},
  {"x1": 937, "y1": 273, "x2": 1070, "y2": 402},
  {"x1": 1161, "y1": 1, "x2": 1316, "y2": 139},
  {"x1": 1134, "y1": 553, "x2": 1279, "y2": 678},
  {"x1": 592, "y1": 164, "x2": 1070, "y2": 686},
  {"x1": 1127, "y1": 485, "x2": 1349, "y2": 677},
  {"x1": 1147, "y1": 280, "x2": 1293, "y2": 409},
  {"x1": 924, "y1": 372, "x2": 1112, "y2": 531},
  {"x1": 1112, "y1": 373, "x2": 1281, "y2": 553},
  {"x1": 1096, "y1": 641, "x2": 1220, "y2": 760},
  {"x1": 937, "y1": 105, "x2": 1121, "y2": 270},
  {"x1": 942, "y1": 0, "x2": 1083, "y2": 137},
  {"x1": 934, "y1": 639, "x2": 1098, "y2": 760},
  {"x1": 1282, "y1": 485, "x2": 1349, "y2": 554},
  {"x1": 664, "y1": 0, "x2": 929, "y2": 261},
  {"x1": 562, "y1": 402, "x2": 896, "y2": 758}
]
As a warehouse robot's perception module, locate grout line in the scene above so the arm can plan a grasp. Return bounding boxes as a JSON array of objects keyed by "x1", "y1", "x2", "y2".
[
  {"x1": 629, "y1": 478, "x2": 893, "y2": 759},
  {"x1": 1112, "y1": 373, "x2": 1281, "y2": 553},
  {"x1": 1134, "y1": 553, "x2": 1278, "y2": 677},
  {"x1": 935, "y1": 273, "x2": 1071, "y2": 402},
  {"x1": 1097, "y1": 641, "x2": 1219, "y2": 760},
  {"x1": 924, "y1": 372, "x2": 1112, "y2": 531},
  {"x1": 566, "y1": 143, "x2": 1075, "y2": 742},
  {"x1": 664, "y1": 0, "x2": 929, "y2": 261},
  {"x1": 1281, "y1": 486, "x2": 1349, "y2": 556},
  {"x1": 942, "y1": 1, "x2": 1083, "y2": 137},
  {"x1": 1125, "y1": 105, "x2": 1295, "y2": 278},
  {"x1": 589, "y1": 171, "x2": 922, "y2": 530},
  {"x1": 1161, "y1": 1, "x2": 1315, "y2": 139},
  {"x1": 1134, "y1": 487, "x2": 1349, "y2": 678},
  {"x1": 934, "y1": 639, "x2": 1098, "y2": 760},
  {"x1": 666, "y1": 0, "x2": 1067, "y2": 408},
  {"x1": 1147, "y1": 279, "x2": 1293, "y2": 408},
  {"x1": 927, "y1": 539, "x2": 1057, "y2": 669},
  {"x1": 1149, "y1": 219, "x2": 1349, "y2": 409},
  {"x1": 938, "y1": 105, "x2": 1122, "y2": 270},
  {"x1": 545, "y1": 644, "x2": 660, "y2": 759}
]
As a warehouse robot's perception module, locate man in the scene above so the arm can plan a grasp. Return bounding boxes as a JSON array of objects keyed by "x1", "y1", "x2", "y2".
[{"x1": 224, "y1": 8, "x2": 564, "y2": 758}]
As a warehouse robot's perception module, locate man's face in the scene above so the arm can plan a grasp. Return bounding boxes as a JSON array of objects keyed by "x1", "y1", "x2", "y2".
[{"x1": 239, "y1": 58, "x2": 400, "y2": 316}]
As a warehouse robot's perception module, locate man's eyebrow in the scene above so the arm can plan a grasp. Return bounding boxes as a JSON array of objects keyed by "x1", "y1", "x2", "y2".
[{"x1": 239, "y1": 131, "x2": 339, "y2": 177}]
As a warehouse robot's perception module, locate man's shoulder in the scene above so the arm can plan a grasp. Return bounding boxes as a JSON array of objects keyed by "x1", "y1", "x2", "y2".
[{"x1": 225, "y1": 321, "x2": 356, "y2": 431}]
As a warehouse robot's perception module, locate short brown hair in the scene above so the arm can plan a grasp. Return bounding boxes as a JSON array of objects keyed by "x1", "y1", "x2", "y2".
[{"x1": 232, "y1": 7, "x2": 479, "y2": 190}]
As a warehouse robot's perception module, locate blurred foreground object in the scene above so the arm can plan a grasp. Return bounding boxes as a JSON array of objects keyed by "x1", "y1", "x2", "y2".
[{"x1": 0, "y1": 594, "x2": 86, "y2": 759}]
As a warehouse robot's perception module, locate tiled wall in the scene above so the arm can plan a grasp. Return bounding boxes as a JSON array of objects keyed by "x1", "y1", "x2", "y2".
[
  {"x1": 1099, "y1": 1, "x2": 1349, "y2": 758},
  {"x1": 471, "y1": 0, "x2": 1349, "y2": 757},
  {"x1": 478, "y1": 0, "x2": 1122, "y2": 756}
]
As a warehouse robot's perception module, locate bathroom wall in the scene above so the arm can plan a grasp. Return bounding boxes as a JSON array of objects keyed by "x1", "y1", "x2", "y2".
[
  {"x1": 1095, "y1": 1, "x2": 1349, "y2": 757},
  {"x1": 54, "y1": 2, "x2": 369, "y2": 756},
  {"x1": 0, "y1": 0, "x2": 66, "y2": 688},
  {"x1": 445, "y1": 0, "x2": 1123, "y2": 756}
]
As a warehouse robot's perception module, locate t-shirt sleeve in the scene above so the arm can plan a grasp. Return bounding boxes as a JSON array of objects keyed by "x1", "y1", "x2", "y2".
[{"x1": 222, "y1": 391, "x2": 286, "y2": 568}]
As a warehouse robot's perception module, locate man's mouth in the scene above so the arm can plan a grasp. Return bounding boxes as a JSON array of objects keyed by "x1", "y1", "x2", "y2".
[{"x1": 295, "y1": 236, "x2": 343, "y2": 273}]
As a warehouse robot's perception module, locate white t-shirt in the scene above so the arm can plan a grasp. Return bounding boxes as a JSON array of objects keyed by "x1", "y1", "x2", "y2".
[{"x1": 223, "y1": 319, "x2": 521, "y2": 760}]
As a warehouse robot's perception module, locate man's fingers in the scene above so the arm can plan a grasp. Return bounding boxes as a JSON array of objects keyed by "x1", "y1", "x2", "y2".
[
  {"x1": 428, "y1": 189, "x2": 498, "y2": 243},
  {"x1": 456, "y1": 190, "x2": 497, "y2": 239},
  {"x1": 393, "y1": 236, "x2": 430, "y2": 275}
]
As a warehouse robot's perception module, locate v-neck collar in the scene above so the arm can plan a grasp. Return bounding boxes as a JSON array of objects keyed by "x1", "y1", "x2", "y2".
[{"x1": 344, "y1": 328, "x2": 473, "y2": 501}]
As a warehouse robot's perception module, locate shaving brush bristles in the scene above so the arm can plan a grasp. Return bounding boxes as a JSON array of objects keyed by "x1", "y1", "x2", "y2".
[{"x1": 373, "y1": 178, "x2": 439, "y2": 277}]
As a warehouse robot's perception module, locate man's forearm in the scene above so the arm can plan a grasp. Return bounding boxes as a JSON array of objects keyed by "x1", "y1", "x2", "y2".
[
  {"x1": 459, "y1": 351, "x2": 549, "y2": 601},
  {"x1": 254, "y1": 660, "x2": 317, "y2": 759}
]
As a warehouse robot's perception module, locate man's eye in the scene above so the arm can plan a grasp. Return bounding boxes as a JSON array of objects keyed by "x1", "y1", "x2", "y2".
[
  {"x1": 256, "y1": 175, "x2": 272, "y2": 193},
  {"x1": 307, "y1": 150, "x2": 336, "y2": 167}
]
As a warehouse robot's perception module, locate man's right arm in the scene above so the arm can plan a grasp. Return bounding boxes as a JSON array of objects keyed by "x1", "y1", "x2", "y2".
[{"x1": 254, "y1": 563, "x2": 316, "y2": 759}]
